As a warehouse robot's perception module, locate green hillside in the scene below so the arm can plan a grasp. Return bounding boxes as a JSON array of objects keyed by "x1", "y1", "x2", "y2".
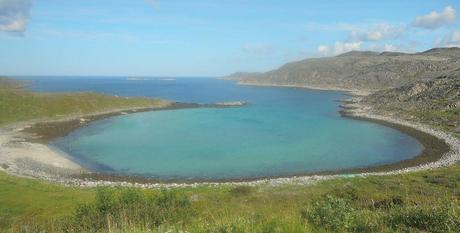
[{"x1": 0, "y1": 77, "x2": 171, "y2": 126}]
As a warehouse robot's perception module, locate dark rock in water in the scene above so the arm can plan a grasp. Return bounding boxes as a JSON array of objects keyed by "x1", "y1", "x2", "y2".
[{"x1": 215, "y1": 101, "x2": 248, "y2": 106}]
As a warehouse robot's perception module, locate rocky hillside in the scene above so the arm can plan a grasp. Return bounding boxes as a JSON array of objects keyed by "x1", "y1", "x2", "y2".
[
  {"x1": 232, "y1": 47, "x2": 460, "y2": 91},
  {"x1": 362, "y1": 71, "x2": 460, "y2": 135},
  {"x1": 363, "y1": 71, "x2": 460, "y2": 112}
]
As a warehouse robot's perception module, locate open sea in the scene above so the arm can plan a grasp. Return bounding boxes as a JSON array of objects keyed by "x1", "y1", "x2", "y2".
[{"x1": 17, "y1": 76, "x2": 423, "y2": 180}]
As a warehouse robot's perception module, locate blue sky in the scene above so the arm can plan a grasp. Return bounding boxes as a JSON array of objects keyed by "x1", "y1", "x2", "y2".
[{"x1": 0, "y1": 0, "x2": 459, "y2": 77}]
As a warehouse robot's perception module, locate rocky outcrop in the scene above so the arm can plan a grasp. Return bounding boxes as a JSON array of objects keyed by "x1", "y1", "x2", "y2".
[
  {"x1": 362, "y1": 72, "x2": 460, "y2": 112},
  {"x1": 361, "y1": 70, "x2": 460, "y2": 135}
]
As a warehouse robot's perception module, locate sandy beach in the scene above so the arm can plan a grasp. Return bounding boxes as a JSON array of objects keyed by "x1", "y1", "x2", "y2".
[
  {"x1": 0, "y1": 125, "x2": 84, "y2": 180},
  {"x1": 0, "y1": 92, "x2": 459, "y2": 188}
]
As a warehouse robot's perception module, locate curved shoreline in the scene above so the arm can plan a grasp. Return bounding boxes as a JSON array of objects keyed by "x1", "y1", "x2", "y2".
[
  {"x1": 0, "y1": 92, "x2": 459, "y2": 188},
  {"x1": 336, "y1": 106, "x2": 449, "y2": 174}
]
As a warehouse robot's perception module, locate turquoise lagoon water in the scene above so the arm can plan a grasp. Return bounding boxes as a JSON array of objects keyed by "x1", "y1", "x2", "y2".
[{"x1": 19, "y1": 77, "x2": 424, "y2": 180}]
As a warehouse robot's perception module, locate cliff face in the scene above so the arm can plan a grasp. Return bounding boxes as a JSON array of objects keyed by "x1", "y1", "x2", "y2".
[{"x1": 233, "y1": 47, "x2": 460, "y2": 91}]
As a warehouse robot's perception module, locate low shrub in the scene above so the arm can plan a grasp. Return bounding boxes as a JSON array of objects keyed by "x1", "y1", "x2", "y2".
[
  {"x1": 301, "y1": 195, "x2": 383, "y2": 232},
  {"x1": 372, "y1": 196, "x2": 404, "y2": 210},
  {"x1": 302, "y1": 195, "x2": 355, "y2": 232},
  {"x1": 229, "y1": 186, "x2": 253, "y2": 196},
  {"x1": 386, "y1": 202, "x2": 460, "y2": 233},
  {"x1": 62, "y1": 187, "x2": 193, "y2": 232}
]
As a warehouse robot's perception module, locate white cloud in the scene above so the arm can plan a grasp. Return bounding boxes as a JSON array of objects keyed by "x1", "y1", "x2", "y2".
[
  {"x1": 383, "y1": 44, "x2": 400, "y2": 52},
  {"x1": 349, "y1": 23, "x2": 405, "y2": 41},
  {"x1": 365, "y1": 43, "x2": 417, "y2": 53},
  {"x1": 312, "y1": 6, "x2": 459, "y2": 57},
  {"x1": 334, "y1": 41, "x2": 362, "y2": 54},
  {"x1": 450, "y1": 31, "x2": 460, "y2": 43},
  {"x1": 0, "y1": 0, "x2": 32, "y2": 35},
  {"x1": 317, "y1": 41, "x2": 362, "y2": 56},
  {"x1": 413, "y1": 6, "x2": 456, "y2": 29},
  {"x1": 436, "y1": 30, "x2": 460, "y2": 47},
  {"x1": 317, "y1": 45, "x2": 330, "y2": 55},
  {"x1": 366, "y1": 43, "x2": 394, "y2": 52}
]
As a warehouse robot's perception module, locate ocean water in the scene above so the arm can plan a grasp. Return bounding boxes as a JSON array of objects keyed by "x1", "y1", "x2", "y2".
[{"x1": 18, "y1": 77, "x2": 424, "y2": 180}]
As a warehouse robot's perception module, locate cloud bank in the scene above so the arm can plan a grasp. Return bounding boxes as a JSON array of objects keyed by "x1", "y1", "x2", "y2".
[
  {"x1": 413, "y1": 5, "x2": 456, "y2": 29},
  {"x1": 316, "y1": 5, "x2": 458, "y2": 56},
  {"x1": 317, "y1": 41, "x2": 362, "y2": 56},
  {"x1": 0, "y1": 0, "x2": 32, "y2": 35},
  {"x1": 348, "y1": 24, "x2": 405, "y2": 42},
  {"x1": 437, "y1": 30, "x2": 460, "y2": 47}
]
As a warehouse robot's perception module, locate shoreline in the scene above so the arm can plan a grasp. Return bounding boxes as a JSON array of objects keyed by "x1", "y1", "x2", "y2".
[
  {"x1": 236, "y1": 81, "x2": 372, "y2": 96},
  {"x1": 21, "y1": 102, "x2": 242, "y2": 144},
  {"x1": 335, "y1": 104, "x2": 450, "y2": 174},
  {"x1": 0, "y1": 101, "x2": 246, "y2": 182},
  {"x1": 0, "y1": 88, "x2": 459, "y2": 188}
]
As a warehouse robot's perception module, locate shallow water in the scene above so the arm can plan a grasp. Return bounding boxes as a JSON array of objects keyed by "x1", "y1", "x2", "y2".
[{"x1": 19, "y1": 77, "x2": 424, "y2": 180}]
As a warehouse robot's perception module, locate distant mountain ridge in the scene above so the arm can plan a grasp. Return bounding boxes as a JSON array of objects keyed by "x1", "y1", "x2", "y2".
[
  {"x1": 220, "y1": 72, "x2": 261, "y2": 81},
  {"x1": 226, "y1": 47, "x2": 460, "y2": 91}
]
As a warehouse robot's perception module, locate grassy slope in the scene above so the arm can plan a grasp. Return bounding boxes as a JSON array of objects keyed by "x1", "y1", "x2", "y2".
[
  {"x1": 404, "y1": 108, "x2": 459, "y2": 139},
  {"x1": 2, "y1": 165, "x2": 459, "y2": 232},
  {"x1": 0, "y1": 172, "x2": 93, "y2": 230},
  {"x1": 369, "y1": 104, "x2": 460, "y2": 139},
  {"x1": 0, "y1": 77, "x2": 171, "y2": 126}
]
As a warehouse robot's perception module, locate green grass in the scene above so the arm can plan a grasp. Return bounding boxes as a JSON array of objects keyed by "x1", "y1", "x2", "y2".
[
  {"x1": 0, "y1": 77, "x2": 171, "y2": 126},
  {"x1": 377, "y1": 104, "x2": 460, "y2": 139},
  {"x1": 2, "y1": 165, "x2": 459, "y2": 232},
  {"x1": 412, "y1": 108, "x2": 460, "y2": 138},
  {"x1": 0, "y1": 172, "x2": 93, "y2": 231}
]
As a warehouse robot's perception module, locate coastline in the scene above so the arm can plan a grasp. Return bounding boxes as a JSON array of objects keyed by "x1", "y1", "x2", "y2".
[
  {"x1": 0, "y1": 101, "x2": 249, "y2": 183},
  {"x1": 21, "y1": 102, "x2": 229, "y2": 144},
  {"x1": 236, "y1": 81, "x2": 372, "y2": 96},
  {"x1": 0, "y1": 102, "x2": 204, "y2": 180},
  {"x1": 0, "y1": 86, "x2": 459, "y2": 188},
  {"x1": 336, "y1": 102, "x2": 450, "y2": 174}
]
